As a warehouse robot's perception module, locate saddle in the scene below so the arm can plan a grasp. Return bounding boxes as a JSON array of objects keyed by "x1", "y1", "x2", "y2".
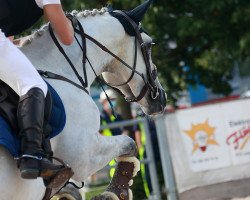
[
  {"x1": 0, "y1": 80, "x2": 66, "y2": 157},
  {"x1": 0, "y1": 81, "x2": 76, "y2": 196}
]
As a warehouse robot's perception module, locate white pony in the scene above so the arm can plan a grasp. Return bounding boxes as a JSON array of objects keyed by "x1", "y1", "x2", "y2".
[{"x1": 0, "y1": 1, "x2": 166, "y2": 200}]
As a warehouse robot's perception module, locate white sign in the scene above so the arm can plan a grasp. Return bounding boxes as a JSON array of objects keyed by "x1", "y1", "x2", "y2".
[
  {"x1": 223, "y1": 100, "x2": 250, "y2": 165},
  {"x1": 176, "y1": 105, "x2": 231, "y2": 172},
  {"x1": 164, "y1": 99, "x2": 250, "y2": 192}
]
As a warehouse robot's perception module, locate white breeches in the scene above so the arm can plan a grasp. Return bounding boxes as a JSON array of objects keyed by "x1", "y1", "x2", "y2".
[{"x1": 0, "y1": 29, "x2": 47, "y2": 97}]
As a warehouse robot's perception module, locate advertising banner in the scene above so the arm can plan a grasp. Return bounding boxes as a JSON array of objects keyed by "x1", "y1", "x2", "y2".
[
  {"x1": 175, "y1": 100, "x2": 250, "y2": 172},
  {"x1": 176, "y1": 105, "x2": 231, "y2": 172},
  {"x1": 223, "y1": 100, "x2": 250, "y2": 165},
  {"x1": 163, "y1": 99, "x2": 250, "y2": 193}
]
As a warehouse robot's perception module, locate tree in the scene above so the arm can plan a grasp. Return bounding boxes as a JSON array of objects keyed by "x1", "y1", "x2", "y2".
[{"x1": 145, "y1": 0, "x2": 250, "y2": 98}]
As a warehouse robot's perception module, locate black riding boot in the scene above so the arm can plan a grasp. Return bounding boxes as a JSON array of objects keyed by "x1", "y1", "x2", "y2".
[{"x1": 17, "y1": 87, "x2": 63, "y2": 179}]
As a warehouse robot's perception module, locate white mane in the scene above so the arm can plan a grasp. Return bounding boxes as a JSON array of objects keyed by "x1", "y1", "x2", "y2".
[
  {"x1": 20, "y1": 7, "x2": 108, "y2": 47},
  {"x1": 74, "y1": 7, "x2": 108, "y2": 18}
]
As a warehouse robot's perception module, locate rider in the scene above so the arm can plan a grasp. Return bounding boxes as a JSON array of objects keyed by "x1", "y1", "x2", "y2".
[{"x1": 0, "y1": 0, "x2": 74, "y2": 181}]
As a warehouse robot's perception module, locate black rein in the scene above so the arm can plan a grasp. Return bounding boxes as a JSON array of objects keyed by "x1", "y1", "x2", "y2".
[{"x1": 45, "y1": 11, "x2": 157, "y2": 103}]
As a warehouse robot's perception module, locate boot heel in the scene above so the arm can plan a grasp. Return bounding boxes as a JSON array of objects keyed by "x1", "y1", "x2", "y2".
[{"x1": 21, "y1": 169, "x2": 39, "y2": 179}]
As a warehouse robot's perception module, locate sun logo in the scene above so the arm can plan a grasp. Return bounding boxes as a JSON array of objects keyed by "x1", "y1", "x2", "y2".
[{"x1": 184, "y1": 119, "x2": 219, "y2": 154}]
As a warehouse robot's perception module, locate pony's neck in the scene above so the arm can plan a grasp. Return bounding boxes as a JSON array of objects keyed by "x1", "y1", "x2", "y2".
[{"x1": 20, "y1": 12, "x2": 124, "y2": 90}]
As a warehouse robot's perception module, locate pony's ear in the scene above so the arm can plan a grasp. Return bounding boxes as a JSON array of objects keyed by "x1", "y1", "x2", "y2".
[{"x1": 126, "y1": 0, "x2": 153, "y2": 23}]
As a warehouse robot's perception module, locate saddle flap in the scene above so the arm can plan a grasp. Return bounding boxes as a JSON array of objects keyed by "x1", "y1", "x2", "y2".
[
  {"x1": 0, "y1": 81, "x2": 19, "y2": 133},
  {"x1": 0, "y1": 81, "x2": 66, "y2": 157}
]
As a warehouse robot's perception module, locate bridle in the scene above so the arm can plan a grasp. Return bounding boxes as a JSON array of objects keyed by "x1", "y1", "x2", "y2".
[
  {"x1": 98, "y1": 10, "x2": 160, "y2": 102},
  {"x1": 45, "y1": 10, "x2": 159, "y2": 103}
]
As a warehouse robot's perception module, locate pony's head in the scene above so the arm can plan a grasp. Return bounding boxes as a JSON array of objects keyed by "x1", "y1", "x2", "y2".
[{"x1": 101, "y1": 0, "x2": 167, "y2": 115}]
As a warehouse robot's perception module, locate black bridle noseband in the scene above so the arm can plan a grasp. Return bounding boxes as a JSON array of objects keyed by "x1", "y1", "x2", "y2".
[{"x1": 44, "y1": 11, "x2": 159, "y2": 103}]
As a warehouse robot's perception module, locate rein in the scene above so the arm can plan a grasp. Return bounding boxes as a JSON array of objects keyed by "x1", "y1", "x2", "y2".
[
  {"x1": 48, "y1": 20, "x2": 88, "y2": 90},
  {"x1": 45, "y1": 11, "x2": 158, "y2": 103},
  {"x1": 74, "y1": 11, "x2": 158, "y2": 102},
  {"x1": 74, "y1": 28, "x2": 150, "y2": 102}
]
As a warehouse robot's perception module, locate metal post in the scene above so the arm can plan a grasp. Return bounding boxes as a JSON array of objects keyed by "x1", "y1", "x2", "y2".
[
  {"x1": 142, "y1": 118, "x2": 161, "y2": 200},
  {"x1": 154, "y1": 115, "x2": 178, "y2": 200}
]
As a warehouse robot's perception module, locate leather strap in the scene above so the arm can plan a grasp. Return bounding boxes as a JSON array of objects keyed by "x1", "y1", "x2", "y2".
[
  {"x1": 49, "y1": 23, "x2": 88, "y2": 89},
  {"x1": 38, "y1": 70, "x2": 89, "y2": 94},
  {"x1": 42, "y1": 188, "x2": 52, "y2": 200}
]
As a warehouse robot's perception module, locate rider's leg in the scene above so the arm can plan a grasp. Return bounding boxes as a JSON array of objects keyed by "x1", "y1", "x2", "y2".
[
  {"x1": 0, "y1": 30, "x2": 64, "y2": 179},
  {"x1": 0, "y1": 30, "x2": 47, "y2": 96},
  {"x1": 17, "y1": 87, "x2": 65, "y2": 179}
]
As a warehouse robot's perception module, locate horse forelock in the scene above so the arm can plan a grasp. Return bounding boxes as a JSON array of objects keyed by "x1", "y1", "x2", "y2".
[{"x1": 21, "y1": 7, "x2": 108, "y2": 47}]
